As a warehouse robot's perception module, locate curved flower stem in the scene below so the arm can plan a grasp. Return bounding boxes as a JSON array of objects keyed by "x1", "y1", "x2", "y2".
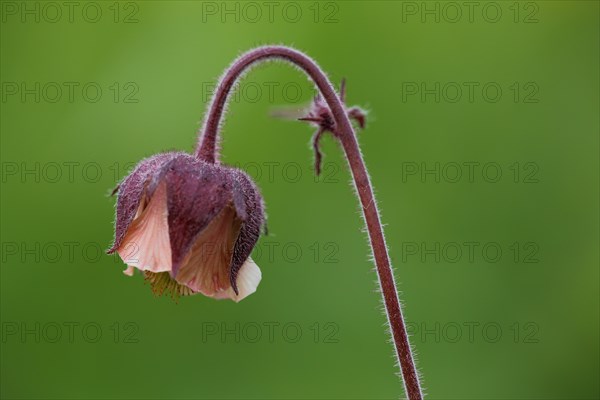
[{"x1": 195, "y1": 46, "x2": 423, "y2": 400}]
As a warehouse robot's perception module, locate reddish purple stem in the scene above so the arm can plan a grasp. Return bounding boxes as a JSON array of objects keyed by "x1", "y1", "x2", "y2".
[{"x1": 195, "y1": 46, "x2": 423, "y2": 400}]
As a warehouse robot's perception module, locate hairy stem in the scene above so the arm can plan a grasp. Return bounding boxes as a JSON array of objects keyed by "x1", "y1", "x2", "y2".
[{"x1": 196, "y1": 46, "x2": 423, "y2": 399}]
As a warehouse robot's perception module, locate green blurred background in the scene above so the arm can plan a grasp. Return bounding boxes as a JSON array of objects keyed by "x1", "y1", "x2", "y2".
[{"x1": 1, "y1": 1, "x2": 598, "y2": 399}]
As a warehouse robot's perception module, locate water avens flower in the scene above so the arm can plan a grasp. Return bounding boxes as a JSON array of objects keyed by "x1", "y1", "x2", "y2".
[
  {"x1": 108, "y1": 152, "x2": 264, "y2": 302},
  {"x1": 108, "y1": 46, "x2": 423, "y2": 399}
]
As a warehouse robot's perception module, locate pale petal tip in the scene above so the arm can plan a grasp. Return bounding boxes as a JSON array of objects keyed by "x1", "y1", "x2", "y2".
[
  {"x1": 232, "y1": 257, "x2": 262, "y2": 302},
  {"x1": 123, "y1": 265, "x2": 135, "y2": 276}
]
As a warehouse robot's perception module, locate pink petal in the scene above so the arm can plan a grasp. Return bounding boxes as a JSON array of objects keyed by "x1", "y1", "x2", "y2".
[
  {"x1": 117, "y1": 181, "x2": 172, "y2": 274},
  {"x1": 175, "y1": 206, "x2": 241, "y2": 296}
]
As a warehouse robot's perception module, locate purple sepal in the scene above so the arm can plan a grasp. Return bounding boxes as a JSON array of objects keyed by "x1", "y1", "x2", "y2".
[
  {"x1": 107, "y1": 152, "x2": 184, "y2": 254},
  {"x1": 228, "y1": 169, "x2": 264, "y2": 294},
  {"x1": 160, "y1": 154, "x2": 234, "y2": 277}
]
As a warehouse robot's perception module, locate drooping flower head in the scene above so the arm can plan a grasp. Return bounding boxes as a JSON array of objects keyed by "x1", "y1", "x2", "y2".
[{"x1": 107, "y1": 152, "x2": 265, "y2": 302}]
